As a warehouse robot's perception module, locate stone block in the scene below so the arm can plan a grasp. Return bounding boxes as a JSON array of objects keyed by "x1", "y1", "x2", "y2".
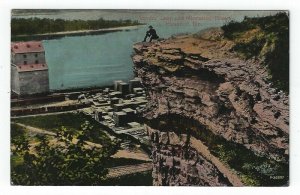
[
  {"x1": 169, "y1": 132, "x2": 180, "y2": 145},
  {"x1": 180, "y1": 134, "x2": 188, "y2": 143},
  {"x1": 159, "y1": 132, "x2": 169, "y2": 144},
  {"x1": 114, "y1": 80, "x2": 123, "y2": 91},
  {"x1": 166, "y1": 157, "x2": 174, "y2": 167}
]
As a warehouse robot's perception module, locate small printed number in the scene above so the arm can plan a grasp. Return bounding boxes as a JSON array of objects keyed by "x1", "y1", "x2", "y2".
[{"x1": 270, "y1": 176, "x2": 285, "y2": 180}]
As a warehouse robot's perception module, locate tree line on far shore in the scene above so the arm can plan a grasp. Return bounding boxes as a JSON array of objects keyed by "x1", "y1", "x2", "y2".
[{"x1": 11, "y1": 17, "x2": 141, "y2": 36}]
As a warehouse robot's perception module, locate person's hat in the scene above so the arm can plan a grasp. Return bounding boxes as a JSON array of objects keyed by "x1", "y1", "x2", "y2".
[{"x1": 148, "y1": 25, "x2": 153, "y2": 28}]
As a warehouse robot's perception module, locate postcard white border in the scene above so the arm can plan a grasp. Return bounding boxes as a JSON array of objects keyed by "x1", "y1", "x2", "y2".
[{"x1": 1, "y1": 0, "x2": 300, "y2": 195}]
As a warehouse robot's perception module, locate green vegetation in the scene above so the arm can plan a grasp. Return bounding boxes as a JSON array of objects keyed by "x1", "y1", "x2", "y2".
[
  {"x1": 11, "y1": 114, "x2": 151, "y2": 185},
  {"x1": 11, "y1": 124, "x2": 118, "y2": 185},
  {"x1": 193, "y1": 124, "x2": 288, "y2": 186},
  {"x1": 11, "y1": 123, "x2": 25, "y2": 140},
  {"x1": 221, "y1": 12, "x2": 289, "y2": 93},
  {"x1": 149, "y1": 114, "x2": 289, "y2": 186},
  {"x1": 12, "y1": 113, "x2": 109, "y2": 144},
  {"x1": 12, "y1": 9, "x2": 61, "y2": 15},
  {"x1": 11, "y1": 17, "x2": 141, "y2": 36},
  {"x1": 11, "y1": 123, "x2": 27, "y2": 168}
]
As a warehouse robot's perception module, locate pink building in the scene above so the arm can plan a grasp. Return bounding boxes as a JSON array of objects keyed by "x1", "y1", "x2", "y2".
[{"x1": 11, "y1": 41, "x2": 49, "y2": 95}]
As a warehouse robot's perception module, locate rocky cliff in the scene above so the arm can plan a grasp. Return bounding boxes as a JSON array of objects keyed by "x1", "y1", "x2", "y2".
[{"x1": 132, "y1": 28, "x2": 289, "y2": 186}]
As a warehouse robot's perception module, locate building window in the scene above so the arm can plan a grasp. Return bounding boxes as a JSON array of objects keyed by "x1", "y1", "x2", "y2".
[
  {"x1": 24, "y1": 61, "x2": 27, "y2": 65},
  {"x1": 35, "y1": 60, "x2": 39, "y2": 64},
  {"x1": 23, "y1": 54, "x2": 27, "y2": 58},
  {"x1": 35, "y1": 53, "x2": 38, "y2": 58}
]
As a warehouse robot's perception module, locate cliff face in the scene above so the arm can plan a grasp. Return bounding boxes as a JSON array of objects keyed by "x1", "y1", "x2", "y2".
[{"x1": 132, "y1": 28, "x2": 289, "y2": 186}]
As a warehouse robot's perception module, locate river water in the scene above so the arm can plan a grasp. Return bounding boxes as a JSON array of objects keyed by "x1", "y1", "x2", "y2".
[{"x1": 13, "y1": 10, "x2": 280, "y2": 90}]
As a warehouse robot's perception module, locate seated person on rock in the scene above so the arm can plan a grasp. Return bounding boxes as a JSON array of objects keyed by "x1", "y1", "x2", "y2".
[{"x1": 143, "y1": 25, "x2": 159, "y2": 42}]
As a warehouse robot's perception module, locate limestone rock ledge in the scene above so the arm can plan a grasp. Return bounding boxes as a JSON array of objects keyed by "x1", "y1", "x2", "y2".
[
  {"x1": 132, "y1": 30, "x2": 289, "y2": 186},
  {"x1": 147, "y1": 125, "x2": 244, "y2": 186}
]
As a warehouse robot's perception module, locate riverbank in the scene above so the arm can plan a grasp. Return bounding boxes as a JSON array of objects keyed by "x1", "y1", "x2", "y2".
[{"x1": 12, "y1": 25, "x2": 143, "y2": 41}]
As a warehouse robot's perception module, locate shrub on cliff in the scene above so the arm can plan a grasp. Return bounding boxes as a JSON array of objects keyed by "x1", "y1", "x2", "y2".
[{"x1": 222, "y1": 12, "x2": 289, "y2": 93}]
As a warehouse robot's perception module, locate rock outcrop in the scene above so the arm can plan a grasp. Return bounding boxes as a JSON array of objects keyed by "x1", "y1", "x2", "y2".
[{"x1": 132, "y1": 29, "x2": 289, "y2": 186}]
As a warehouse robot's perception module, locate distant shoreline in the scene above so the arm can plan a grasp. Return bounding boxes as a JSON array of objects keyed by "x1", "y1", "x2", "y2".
[{"x1": 12, "y1": 25, "x2": 143, "y2": 41}]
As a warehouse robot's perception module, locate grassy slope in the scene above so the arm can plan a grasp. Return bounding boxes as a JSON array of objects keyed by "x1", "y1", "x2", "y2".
[
  {"x1": 221, "y1": 12, "x2": 289, "y2": 93},
  {"x1": 12, "y1": 113, "x2": 109, "y2": 144}
]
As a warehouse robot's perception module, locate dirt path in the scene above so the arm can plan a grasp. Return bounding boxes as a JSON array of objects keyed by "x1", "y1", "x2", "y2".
[
  {"x1": 12, "y1": 100, "x2": 78, "y2": 110},
  {"x1": 107, "y1": 162, "x2": 152, "y2": 178},
  {"x1": 11, "y1": 110, "x2": 80, "y2": 119},
  {"x1": 190, "y1": 137, "x2": 244, "y2": 186},
  {"x1": 14, "y1": 122, "x2": 56, "y2": 136},
  {"x1": 111, "y1": 149, "x2": 151, "y2": 162},
  {"x1": 12, "y1": 122, "x2": 102, "y2": 149}
]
